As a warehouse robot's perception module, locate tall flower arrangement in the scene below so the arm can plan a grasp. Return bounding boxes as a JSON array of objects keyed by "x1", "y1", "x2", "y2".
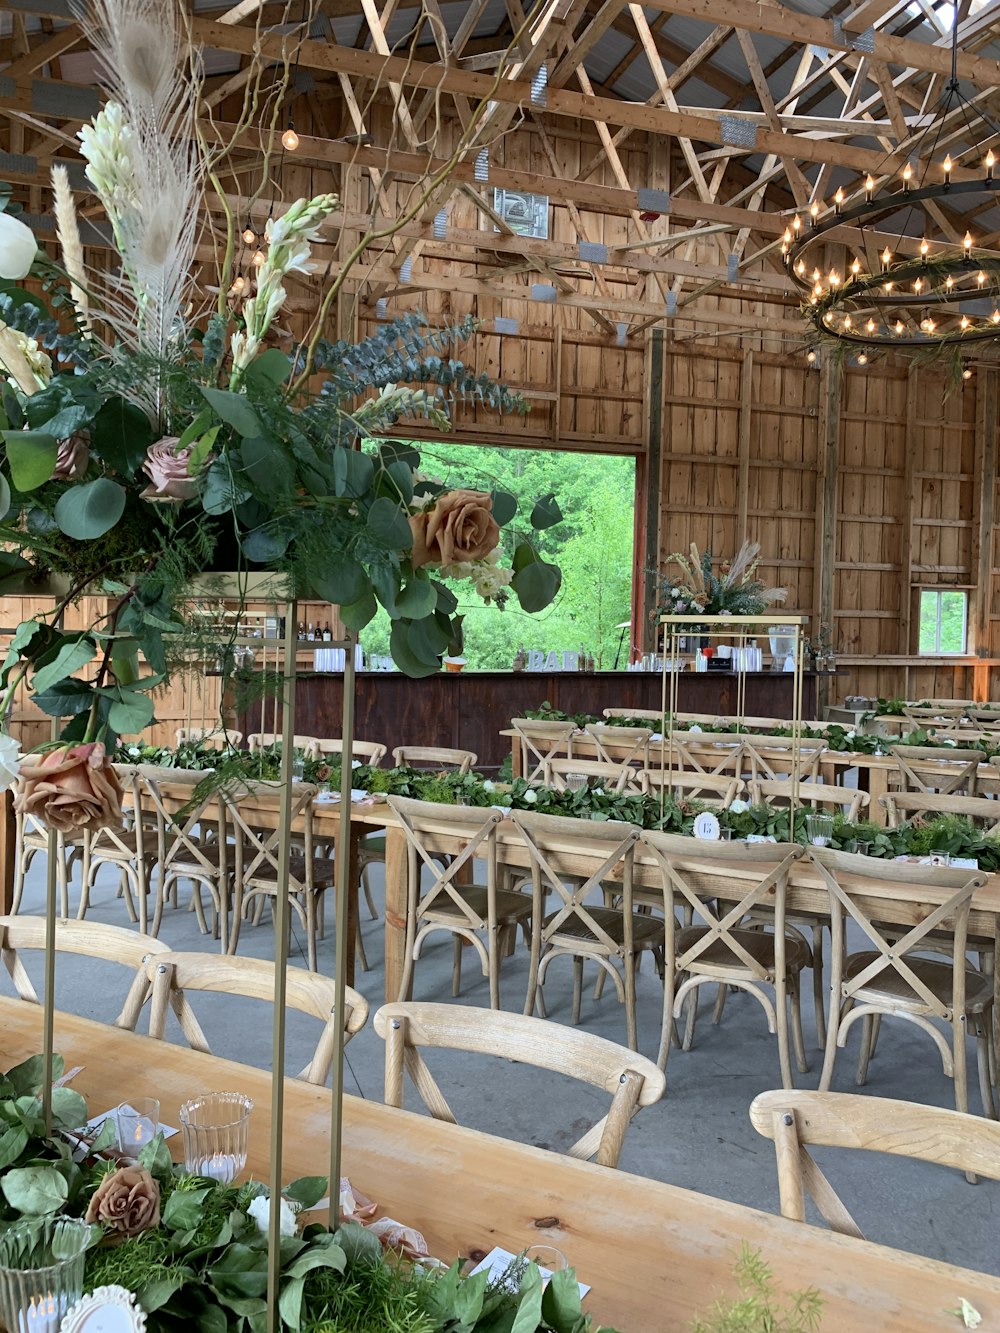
[
  {"x1": 656, "y1": 541, "x2": 787, "y2": 619},
  {"x1": 0, "y1": 0, "x2": 563, "y2": 825}
]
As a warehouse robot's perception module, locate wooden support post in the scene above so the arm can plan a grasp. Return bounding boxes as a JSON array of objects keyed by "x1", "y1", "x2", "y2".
[
  {"x1": 972, "y1": 366, "x2": 998, "y2": 663},
  {"x1": 814, "y1": 359, "x2": 840, "y2": 716},
  {"x1": 901, "y1": 363, "x2": 919, "y2": 655},
  {"x1": 737, "y1": 349, "x2": 754, "y2": 543},
  {"x1": 641, "y1": 330, "x2": 665, "y2": 654},
  {"x1": 0, "y1": 790, "x2": 15, "y2": 914}
]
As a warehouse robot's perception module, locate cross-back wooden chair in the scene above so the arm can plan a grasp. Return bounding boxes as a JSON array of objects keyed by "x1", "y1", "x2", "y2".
[
  {"x1": 374, "y1": 1001, "x2": 665, "y2": 1169},
  {"x1": 510, "y1": 719, "x2": 576, "y2": 784},
  {"x1": 750, "y1": 1090, "x2": 1000, "y2": 1235},
  {"x1": 510, "y1": 811, "x2": 663, "y2": 1051},
  {"x1": 750, "y1": 779, "x2": 870, "y2": 821},
  {"x1": 890, "y1": 744, "x2": 984, "y2": 796},
  {"x1": 387, "y1": 797, "x2": 532, "y2": 1009},
  {"x1": 543, "y1": 757, "x2": 640, "y2": 795},
  {"x1": 221, "y1": 780, "x2": 334, "y2": 971},
  {"x1": 742, "y1": 736, "x2": 826, "y2": 783},
  {"x1": 392, "y1": 746, "x2": 476, "y2": 773},
  {"x1": 247, "y1": 732, "x2": 320, "y2": 758},
  {"x1": 175, "y1": 727, "x2": 243, "y2": 749},
  {"x1": 966, "y1": 708, "x2": 1000, "y2": 729},
  {"x1": 146, "y1": 952, "x2": 367, "y2": 1084},
  {"x1": 881, "y1": 790, "x2": 1000, "y2": 835},
  {"x1": 584, "y1": 723, "x2": 651, "y2": 769},
  {"x1": 11, "y1": 804, "x2": 86, "y2": 919},
  {"x1": 903, "y1": 703, "x2": 969, "y2": 725},
  {"x1": 134, "y1": 766, "x2": 234, "y2": 945},
  {"x1": 601, "y1": 707, "x2": 663, "y2": 723},
  {"x1": 75, "y1": 766, "x2": 160, "y2": 934},
  {"x1": 670, "y1": 732, "x2": 744, "y2": 778},
  {"x1": 0, "y1": 916, "x2": 168, "y2": 1030},
  {"x1": 807, "y1": 846, "x2": 994, "y2": 1120},
  {"x1": 312, "y1": 737, "x2": 387, "y2": 767},
  {"x1": 637, "y1": 831, "x2": 808, "y2": 1082},
  {"x1": 640, "y1": 769, "x2": 744, "y2": 808}
]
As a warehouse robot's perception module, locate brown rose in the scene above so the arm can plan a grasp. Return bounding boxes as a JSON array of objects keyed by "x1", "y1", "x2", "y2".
[
  {"x1": 85, "y1": 1165, "x2": 160, "y2": 1242},
  {"x1": 141, "y1": 436, "x2": 202, "y2": 501},
  {"x1": 52, "y1": 433, "x2": 90, "y2": 481},
  {"x1": 14, "y1": 741, "x2": 123, "y2": 833},
  {"x1": 409, "y1": 489, "x2": 500, "y2": 569}
]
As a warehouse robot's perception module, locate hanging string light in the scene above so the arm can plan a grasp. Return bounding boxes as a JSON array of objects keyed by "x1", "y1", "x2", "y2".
[{"x1": 282, "y1": 122, "x2": 300, "y2": 152}]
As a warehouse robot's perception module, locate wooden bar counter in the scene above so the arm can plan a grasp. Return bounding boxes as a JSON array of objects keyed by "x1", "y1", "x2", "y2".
[{"x1": 256, "y1": 669, "x2": 825, "y2": 770}]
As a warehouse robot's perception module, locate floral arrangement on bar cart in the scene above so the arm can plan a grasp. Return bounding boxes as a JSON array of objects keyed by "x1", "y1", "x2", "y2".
[
  {"x1": 655, "y1": 542, "x2": 787, "y2": 621},
  {"x1": 0, "y1": 0, "x2": 564, "y2": 825}
]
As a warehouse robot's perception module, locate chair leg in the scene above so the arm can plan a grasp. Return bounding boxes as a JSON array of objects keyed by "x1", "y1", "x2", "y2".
[
  {"x1": 774, "y1": 981, "x2": 795, "y2": 1091},
  {"x1": 682, "y1": 989, "x2": 698, "y2": 1051},
  {"x1": 355, "y1": 926, "x2": 370, "y2": 973},
  {"x1": 10, "y1": 844, "x2": 32, "y2": 915},
  {"x1": 625, "y1": 953, "x2": 638, "y2": 1051},
  {"x1": 712, "y1": 983, "x2": 728, "y2": 1026},
  {"x1": 855, "y1": 1014, "x2": 874, "y2": 1087},
  {"x1": 361, "y1": 865, "x2": 379, "y2": 920},
  {"x1": 811, "y1": 922, "x2": 827, "y2": 1050},
  {"x1": 790, "y1": 976, "x2": 809, "y2": 1076},
  {"x1": 451, "y1": 937, "x2": 463, "y2": 998},
  {"x1": 570, "y1": 957, "x2": 584, "y2": 1025},
  {"x1": 976, "y1": 1019, "x2": 996, "y2": 1119},
  {"x1": 305, "y1": 895, "x2": 318, "y2": 973}
]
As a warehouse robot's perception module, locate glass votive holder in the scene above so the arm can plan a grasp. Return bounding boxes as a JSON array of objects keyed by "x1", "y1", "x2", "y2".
[
  {"x1": 178, "y1": 1091, "x2": 253, "y2": 1184},
  {"x1": 719, "y1": 827, "x2": 734, "y2": 841},
  {"x1": 930, "y1": 848, "x2": 952, "y2": 867},
  {"x1": 117, "y1": 1097, "x2": 159, "y2": 1158},
  {"x1": 524, "y1": 1245, "x2": 568, "y2": 1284},
  {"x1": 806, "y1": 813, "x2": 835, "y2": 847},
  {"x1": 0, "y1": 1217, "x2": 90, "y2": 1333}
]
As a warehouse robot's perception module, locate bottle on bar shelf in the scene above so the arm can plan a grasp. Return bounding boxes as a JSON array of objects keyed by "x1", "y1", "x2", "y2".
[
  {"x1": 322, "y1": 622, "x2": 332, "y2": 641},
  {"x1": 297, "y1": 620, "x2": 305, "y2": 639},
  {"x1": 307, "y1": 622, "x2": 315, "y2": 640}
]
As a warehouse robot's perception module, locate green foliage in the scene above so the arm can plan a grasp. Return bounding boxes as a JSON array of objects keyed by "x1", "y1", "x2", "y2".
[{"x1": 691, "y1": 1246, "x2": 823, "y2": 1333}]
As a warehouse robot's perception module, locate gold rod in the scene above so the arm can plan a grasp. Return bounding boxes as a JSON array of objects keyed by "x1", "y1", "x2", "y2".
[
  {"x1": 41, "y1": 825, "x2": 57, "y2": 1133},
  {"x1": 329, "y1": 630, "x2": 357, "y2": 1214},
  {"x1": 266, "y1": 596, "x2": 298, "y2": 1333}
]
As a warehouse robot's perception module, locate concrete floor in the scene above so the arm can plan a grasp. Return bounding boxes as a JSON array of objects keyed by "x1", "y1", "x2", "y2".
[{"x1": 8, "y1": 851, "x2": 1000, "y2": 1277}]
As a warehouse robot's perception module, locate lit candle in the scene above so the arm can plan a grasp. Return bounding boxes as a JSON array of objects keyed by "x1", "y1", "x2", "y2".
[
  {"x1": 881, "y1": 245, "x2": 892, "y2": 272},
  {"x1": 865, "y1": 173, "x2": 874, "y2": 201},
  {"x1": 943, "y1": 154, "x2": 952, "y2": 187},
  {"x1": 19, "y1": 1294, "x2": 59, "y2": 1333},
  {"x1": 809, "y1": 201, "x2": 819, "y2": 226},
  {"x1": 200, "y1": 1152, "x2": 240, "y2": 1183},
  {"x1": 834, "y1": 187, "x2": 844, "y2": 214},
  {"x1": 902, "y1": 162, "x2": 912, "y2": 192},
  {"x1": 987, "y1": 149, "x2": 996, "y2": 181},
  {"x1": 963, "y1": 230, "x2": 973, "y2": 256}
]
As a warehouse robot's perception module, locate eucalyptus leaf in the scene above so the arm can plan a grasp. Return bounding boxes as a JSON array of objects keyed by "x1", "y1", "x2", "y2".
[
  {"x1": 243, "y1": 525, "x2": 291, "y2": 563},
  {"x1": 309, "y1": 559, "x2": 370, "y2": 608},
  {"x1": 4, "y1": 430, "x2": 57, "y2": 491},
  {"x1": 367, "y1": 496, "x2": 413, "y2": 549},
  {"x1": 283, "y1": 1175, "x2": 329, "y2": 1210},
  {"x1": 513, "y1": 560, "x2": 561, "y2": 612},
  {"x1": 394, "y1": 577, "x2": 436, "y2": 619},
  {"x1": 31, "y1": 635, "x2": 95, "y2": 694},
  {"x1": 1, "y1": 1164, "x2": 68, "y2": 1215},
  {"x1": 340, "y1": 591, "x2": 378, "y2": 631},
  {"x1": 490, "y1": 490, "x2": 518, "y2": 525},
  {"x1": 53, "y1": 478, "x2": 126, "y2": 539},
  {"x1": 201, "y1": 386, "x2": 263, "y2": 438},
  {"x1": 530, "y1": 492, "x2": 563, "y2": 530}
]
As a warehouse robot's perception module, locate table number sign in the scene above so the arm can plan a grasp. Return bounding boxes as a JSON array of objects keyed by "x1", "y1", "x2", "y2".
[
  {"x1": 693, "y1": 811, "x2": 721, "y2": 841},
  {"x1": 59, "y1": 1287, "x2": 146, "y2": 1333}
]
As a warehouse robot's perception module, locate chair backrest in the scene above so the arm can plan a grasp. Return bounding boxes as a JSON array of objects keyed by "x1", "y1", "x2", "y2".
[
  {"x1": 881, "y1": 789, "x2": 1000, "y2": 835},
  {"x1": 386, "y1": 796, "x2": 504, "y2": 935},
  {"x1": 373, "y1": 1000, "x2": 665, "y2": 1168},
  {"x1": 903, "y1": 703, "x2": 969, "y2": 722},
  {"x1": 312, "y1": 738, "x2": 387, "y2": 767},
  {"x1": 641, "y1": 769, "x2": 743, "y2": 808},
  {"x1": 807, "y1": 846, "x2": 986, "y2": 1022},
  {"x1": 510, "y1": 719, "x2": 576, "y2": 783},
  {"x1": 890, "y1": 744, "x2": 983, "y2": 796},
  {"x1": 146, "y1": 951, "x2": 367, "y2": 1084},
  {"x1": 966, "y1": 708, "x2": 1000, "y2": 728},
  {"x1": 637, "y1": 831, "x2": 803, "y2": 982},
  {"x1": 742, "y1": 736, "x2": 826, "y2": 782},
  {"x1": 749, "y1": 1088, "x2": 1000, "y2": 1239},
  {"x1": 583, "y1": 723, "x2": 651, "y2": 768},
  {"x1": 750, "y1": 778, "x2": 869, "y2": 820},
  {"x1": 219, "y1": 780, "x2": 320, "y2": 894},
  {"x1": 670, "y1": 732, "x2": 744, "y2": 776},
  {"x1": 543, "y1": 757, "x2": 639, "y2": 794},
  {"x1": 133, "y1": 765, "x2": 231, "y2": 883},
  {"x1": 175, "y1": 727, "x2": 243, "y2": 749},
  {"x1": 602, "y1": 707, "x2": 662, "y2": 722},
  {"x1": 247, "y1": 733, "x2": 321, "y2": 758},
  {"x1": 0, "y1": 916, "x2": 168, "y2": 1029},
  {"x1": 391, "y1": 746, "x2": 476, "y2": 774},
  {"x1": 509, "y1": 810, "x2": 642, "y2": 955}
]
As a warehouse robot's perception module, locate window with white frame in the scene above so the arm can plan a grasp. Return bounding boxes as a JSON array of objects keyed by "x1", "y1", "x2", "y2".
[{"x1": 918, "y1": 589, "x2": 968, "y2": 655}]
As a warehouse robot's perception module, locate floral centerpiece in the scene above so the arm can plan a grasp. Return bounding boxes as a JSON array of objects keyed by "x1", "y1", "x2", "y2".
[
  {"x1": 0, "y1": 0, "x2": 563, "y2": 828},
  {"x1": 655, "y1": 541, "x2": 786, "y2": 621}
]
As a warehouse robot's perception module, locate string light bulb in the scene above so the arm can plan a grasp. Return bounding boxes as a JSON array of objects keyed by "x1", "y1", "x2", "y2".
[
  {"x1": 282, "y1": 123, "x2": 300, "y2": 152},
  {"x1": 806, "y1": 348, "x2": 817, "y2": 364},
  {"x1": 252, "y1": 248, "x2": 266, "y2": 268},
  {"x1": 963, "y1": 367, "x2": 973, "y2": 380},
  {"x1": 242, "y1": 224, "x2": 256, "y2": 245},
  {"x1": 857, "y1": 352, "x2": 868, "y2": 365},
  {"x1": 230, "y1": 274, "x2": 246, "y2": 295}
]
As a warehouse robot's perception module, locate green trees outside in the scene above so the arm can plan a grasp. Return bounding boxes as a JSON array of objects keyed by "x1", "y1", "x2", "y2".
[
  {"x1": 360, "y1": 442, "x2": 636, "y2": 670},
  {"x1": 918, "y1": 589, "x2": 968, "y2": 654}
]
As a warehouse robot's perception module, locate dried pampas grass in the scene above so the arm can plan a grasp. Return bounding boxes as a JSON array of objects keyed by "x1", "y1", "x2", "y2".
[{"x1": 50, "y1": 164, "x2": 90, "y2": 331}]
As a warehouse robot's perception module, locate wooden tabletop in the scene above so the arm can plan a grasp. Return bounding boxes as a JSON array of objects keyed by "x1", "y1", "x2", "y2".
[{"x1": 8, "y1": 1000, "x2": 999, "y2": 1331}]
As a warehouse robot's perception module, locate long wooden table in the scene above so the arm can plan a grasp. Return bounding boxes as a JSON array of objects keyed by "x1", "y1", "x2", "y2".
[{"x1": 4, "y1": 1000, "x2": 999, "y2": 1331}]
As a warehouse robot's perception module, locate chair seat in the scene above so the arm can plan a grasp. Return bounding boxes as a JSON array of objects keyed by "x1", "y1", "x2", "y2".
[
  {"x1": 546, "y1": 906, "x2": 664, "y2": 950},
  {"x1": 423, "y1": 885, "x2": 533, "y2": 926},
  {"x1": 844, "y1": 950, "x2": 993, "y2": 1013},
  {"x1": 676, "y1": 926, "x2": 810, "y2": 975},
  {"x1": 165, "y1": 840, "x2": 229, "y2": 873},
  {"x1": 90, "y1": 830, "x2": 149, "y2": 860},
  {"x1": 245, "y1": 855, "x2": 338, "y2": 891}
]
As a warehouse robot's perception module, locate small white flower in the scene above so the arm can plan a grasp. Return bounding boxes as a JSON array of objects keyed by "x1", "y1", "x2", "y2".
[
  {"x1": 688, "y1": 724, "x2": 703, "y2": 734},
  {"x1": 128, "y1": 745, "x2": 141, "y2": 757},
  {"x1": 943, "y1": 738, "x2": 958, "y2": 747},
  {"x1": 0, "y1": 733, "x2": 19, "y2": 791},
  {"x1": 351, "y1": 759, "x2": 361, "y2": 768},
  {"x1": 845, "y1": 728, "x2": 856, "y2": 739},
  {"x1": 522, "y1": 788, "x2": 538, "y2": 804},
  {"x1": 592, "y1": 787, "x2": 605, "y2": 796},
  {"x1": 728, "y1": 798, "x2": 749, "y2": 814},
  {"x1": 247, "y1": 1194, "x2": 297, "y2": 1237},
  {"x1": 483, "y1": 779, "x2": 495, "y2": 792}
]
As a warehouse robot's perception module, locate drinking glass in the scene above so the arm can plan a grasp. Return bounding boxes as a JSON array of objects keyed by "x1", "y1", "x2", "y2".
[
  {"x1": 524, "y1": 1245, "x2": 568, "y2": 1280},
  {"x1": 0, "y1": 1218, "x2": 90, "y2": 1333},
  {"x1": 805, "y1": 813, "x2": 834, "y2": 847},
  {"x1": 178, "y1": 1091, "x2": 253, "y2": 1184},
  {"x1": 117, "y1": 1097, "x2": 159, "y2": 1157}
]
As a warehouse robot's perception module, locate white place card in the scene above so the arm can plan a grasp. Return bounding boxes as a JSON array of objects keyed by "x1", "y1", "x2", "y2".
[{"x1": 466, "y1": 1246, "x2": 590, "y2": 1298}]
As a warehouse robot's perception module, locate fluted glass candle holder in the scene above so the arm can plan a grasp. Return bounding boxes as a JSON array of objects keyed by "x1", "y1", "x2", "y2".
[
  {"x1": 0, "y1": 1217, "x2": 90, "y2": 1333},
  {"x1": 178, "y1": 1091, "x2": 253, "y2": 1184}
]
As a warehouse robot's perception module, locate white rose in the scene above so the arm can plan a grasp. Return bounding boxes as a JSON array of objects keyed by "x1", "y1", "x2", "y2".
[
  {"x1": 522, "y1": 788, "x2": 538, "y2": 804},
  {"x1": 0, "y1": 733, "x2": 20, "y2": 791},
  {"x1": 0, "y1": 213, "x2": 37, "y2": 280},
  {"x1": 483, "y1": 779, "x2": 495, "y2": 792},
  {"x1": 247, "y1": 1194, "x2": 297, "y2": 1237},
  {"x1": 688, "y1": 724, "x2": 703, "y2": 734},
  {"x1": 728, "y1": 798, "x2": 749, "y2": 814}
]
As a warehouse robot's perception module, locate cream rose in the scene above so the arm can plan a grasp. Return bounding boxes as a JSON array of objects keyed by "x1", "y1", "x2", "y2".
[
  {"x1": 52, "y1": 433, "x2": 90, "y2": 481},
  {"x1": 14, "y1": 741, "x2": 123, "y2": 833},
  {"x1": 0, "y1": 213, "x2": 37, "y2": 280},
  {"x1": 409, "y1": 490, "x2": 500, "y2": 569},
  {"x1": 141, "y1": 436, "x2": 201, "y2": 501},
  {"x1": 85, "y1": 1165, "x2": 160, "y2": 1241}
]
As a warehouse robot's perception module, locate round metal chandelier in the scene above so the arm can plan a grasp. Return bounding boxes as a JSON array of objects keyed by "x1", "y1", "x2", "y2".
[{"x1": 781, "y1": 18, "x2": 1000, "y2": 356}]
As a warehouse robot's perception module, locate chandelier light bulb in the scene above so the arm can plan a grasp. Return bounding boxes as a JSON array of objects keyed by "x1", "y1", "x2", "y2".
[
  {"x1": 884, "y1": 281, "x2": 893, "y2": 293},
  {"x1": 809, "y1": 202, "x2": 820, "y2": 225},
  {"x1": 783, "y1": 228, "x2": 792, "y2": 245},
  {"x1": 242, "y1": 225, "x2": 256, "y2": 245},
  {"x1": 943, "y1": 154, "x2": 952, "y2": 186},
  {"x1": 963, "y1": 230, "x2": 973, "y2": 254},
  {"x1": 866, "y1": 318, "x2": 875, "y2": 333},
  {"x1": 920, "y1": 238, "x2": 929, "y2": 262},
  {"x1": 914, "y1": 277, "x2": 923, "y2": 293},
  {"x1": 850, "y1": 258, "x2": 861, "y2": 277},
  {"x1": 963, "y1": 367, "x2": 973, "y2": 380},
  {"x1": 902, "y1": 162, "x2": 913, "y2": 191},
  {"x1": 979, "y1": 271, "x2": 987, "y2": 288},
  {"x1": 834, "y1": 187, "x2": 844, "y2": 214},
  {"x1": 843, "y1": 314, "x2": 852, "y2": 329},
  {"x1": 987, "y1": 149, "x2": 996, "y2": 180},
  {"x1": 881, "y1": 246, "x2": 892, "y2": 271},
  {"x1": 252, "y1": 248, "x2": 266, "y2": 268},
  {"x1": 282, "y1": 124, "x2": 300, "y2": 152},
  {"x1": 993, "y1": 308, "x2": 1000, "y2": 324},
  {"x1": 895, "y1": 320, "x2": 905, "y2": 334},
  {"x1": 865, "y1": 174, "x2": 875, "y2": 201},
  {"x1": 792, "y1": 214, "x2": 802, "y2": 233},
  {"x1": 795, "y1": 259, "x2": 805, "y2": 275},
  {"x1": 961, "y1": 315, "x2": 970, "y2": 330},
  {"x1": 946, "y1": 275, "x2": 954, "y2": 291},
  {"x1": 829, "y1": 270, "x2": 841, "y2": 287},
  {"x1": 857, "y1": 352, "x2": 868, "y2": 365}
]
